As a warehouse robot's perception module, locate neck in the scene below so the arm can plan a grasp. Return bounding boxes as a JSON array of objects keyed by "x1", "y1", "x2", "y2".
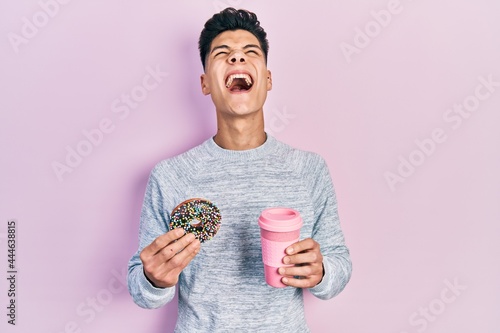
[{"x1": 213, "y1": 111, "x2": 266, "y2": 150}]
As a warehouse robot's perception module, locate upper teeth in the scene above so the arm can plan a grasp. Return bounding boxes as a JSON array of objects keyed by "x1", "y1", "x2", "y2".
[{"x1": 226, "y1": 73, "x2": 252, "y2": 88}]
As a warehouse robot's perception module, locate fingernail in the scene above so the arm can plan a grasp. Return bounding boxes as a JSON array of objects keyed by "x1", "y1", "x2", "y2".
[
  {"x1": 282, "y1": 277, "x2": 288, "y2": 284},
  {"x1": 278, "y1": 267, "x2": 285, "y2": 275},
  {"x1": 283, "y1": 257, "x2": 290, "y2": 264},
  {"x1": 286, "y1": 247, "x2": 294, "y2": 254}
]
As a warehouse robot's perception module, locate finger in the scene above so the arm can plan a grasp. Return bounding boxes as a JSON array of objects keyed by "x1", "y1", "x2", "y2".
[
  {"x1": 281, "y1": 276, "x2": 318, "y2": 289},
  {"x1": 165, "y1": 238, "x2": 201, "y2": 274},
  {"x1": 278, "y1": 264, "x2": 322, "y2": 278},
  {"x1": 142, "y1": 228, "x2": 185, "y2": 257},
  {"x1": 154, "y1": 238, "x2": 201, "y2": 285},
  {"x1": 144, "y1": 238, "x2": 200, "y2": 288},
  {"x1": 285, "y1": 238, "x2": 317, "y2": 255},
  {"x1": 283, "y1": 251, "x2": 321, "y2": 265},
  {"x1": 155, "y1": 233, "x2": 196, "y2": 264}
]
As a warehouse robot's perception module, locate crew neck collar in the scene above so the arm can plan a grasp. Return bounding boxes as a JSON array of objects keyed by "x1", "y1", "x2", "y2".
[{"x1": 204, "y1": 133, "x2": 278, "y2": 161}]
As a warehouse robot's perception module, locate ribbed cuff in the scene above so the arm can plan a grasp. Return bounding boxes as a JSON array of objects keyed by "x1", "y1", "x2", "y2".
[
  {"x1": 308, "y1": 258, "x2": 334, "y2": 300},
  {"x1": 139, "y1": 269, "x2": 174, "y2": 299}
]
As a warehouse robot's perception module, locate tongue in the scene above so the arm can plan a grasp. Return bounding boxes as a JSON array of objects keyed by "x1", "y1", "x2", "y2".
[
  {"x1": 228, "y1": 77, "x2": 250, "y2": 92},
  {"x1": 230, "y1": 84, "x2": 247, "y2": 92}
]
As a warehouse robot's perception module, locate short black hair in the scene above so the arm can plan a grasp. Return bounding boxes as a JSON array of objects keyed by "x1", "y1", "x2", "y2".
[{"x1": 198, "y1": 7, "x2": 269, "y2": 71}]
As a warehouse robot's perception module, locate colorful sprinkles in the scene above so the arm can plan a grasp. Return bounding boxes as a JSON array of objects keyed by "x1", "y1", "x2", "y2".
[{"x1": 169, "y1": 198, "x2": 221, "y2": 243}]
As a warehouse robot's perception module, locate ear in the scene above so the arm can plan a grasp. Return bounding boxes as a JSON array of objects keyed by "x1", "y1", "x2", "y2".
[
  {"x1": 201, "y1": 74, "x2": 210, "y2": 95},
  {"x1": 266, "y1": 70, "x2": 272, "y2": 91}
]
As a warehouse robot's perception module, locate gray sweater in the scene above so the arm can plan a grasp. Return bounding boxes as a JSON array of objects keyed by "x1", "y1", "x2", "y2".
[{"x1": 127, "y1": 135, "x2": 352, "y2": 332}]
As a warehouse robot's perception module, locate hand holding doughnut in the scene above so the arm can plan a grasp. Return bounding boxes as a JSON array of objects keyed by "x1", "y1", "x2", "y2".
[{"x1": 140, "y1": 198, "x2": 221, "y2": 288}]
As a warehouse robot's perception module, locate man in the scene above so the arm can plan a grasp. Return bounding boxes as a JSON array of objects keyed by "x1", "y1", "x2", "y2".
[{"x1": 128, "y1": 8, "x2": 352, "y2": 332}]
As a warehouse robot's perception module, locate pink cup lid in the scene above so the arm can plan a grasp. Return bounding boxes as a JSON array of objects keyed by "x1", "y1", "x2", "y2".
[{"x1": 258, "y1": 208, "x2": 303, "y2": 232}]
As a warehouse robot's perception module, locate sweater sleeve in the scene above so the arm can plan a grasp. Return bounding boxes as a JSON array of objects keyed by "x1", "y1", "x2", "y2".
[
  {"x1": 127, "y1": 165, "x2": 176, "y2": 308},
  {"x1": 308, "y1": 156, "x2": 352, "y2": 300}
]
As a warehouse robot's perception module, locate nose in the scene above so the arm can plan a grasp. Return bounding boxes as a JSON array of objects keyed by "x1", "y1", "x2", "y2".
[{"x1": 228, "y1": 50, "x2": 246, "y2": 64}]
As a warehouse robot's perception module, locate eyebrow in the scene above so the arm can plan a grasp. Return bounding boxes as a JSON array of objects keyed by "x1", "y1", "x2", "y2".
[
  {"x1": 210, "y1": 44, "x2": 262, "y2": 55},
  {"x1": 243, "y1": 44, "x2": 262, "y2": 50}
]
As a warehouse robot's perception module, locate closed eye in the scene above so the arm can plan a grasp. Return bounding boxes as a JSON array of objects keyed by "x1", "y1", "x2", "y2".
[{"x1": 214, "y1": 51, "x2": 228, "y2": 57}]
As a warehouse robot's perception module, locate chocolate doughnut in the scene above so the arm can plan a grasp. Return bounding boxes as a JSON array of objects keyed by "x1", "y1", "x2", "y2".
[{"x1": 169, "y1": 198, "x2": 221, "y2": 243}]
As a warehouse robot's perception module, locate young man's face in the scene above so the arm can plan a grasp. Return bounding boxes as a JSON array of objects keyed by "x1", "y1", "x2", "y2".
[{"x1": 200, "y1": 29, "x2": 272, "y2": 119}]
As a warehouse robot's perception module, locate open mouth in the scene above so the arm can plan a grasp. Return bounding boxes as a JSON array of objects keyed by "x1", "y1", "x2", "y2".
[{"x1": 225, "y1": 73, "x2": 253, "y2": 93}]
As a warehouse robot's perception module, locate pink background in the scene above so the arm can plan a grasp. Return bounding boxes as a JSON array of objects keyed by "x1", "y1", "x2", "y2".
[{"x1": 1, "y1": 0, "x2": 499, "y2": 332}]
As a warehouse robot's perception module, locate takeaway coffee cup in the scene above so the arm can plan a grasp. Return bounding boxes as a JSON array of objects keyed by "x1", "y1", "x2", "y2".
[{"x1": 258, "y1": 208, "x2": 303, "y2": 288}]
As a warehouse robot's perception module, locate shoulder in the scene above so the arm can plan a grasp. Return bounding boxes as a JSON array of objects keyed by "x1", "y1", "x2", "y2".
[
  {"x1": 272, "y1": 138, "x2": 333, "y2": 198},
  {"x1": 149, "y1": 139, "x2": 212, "y2": 181},
  {"x1": 273, "y1": 138, "x2": 329, "y2": 173}
]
